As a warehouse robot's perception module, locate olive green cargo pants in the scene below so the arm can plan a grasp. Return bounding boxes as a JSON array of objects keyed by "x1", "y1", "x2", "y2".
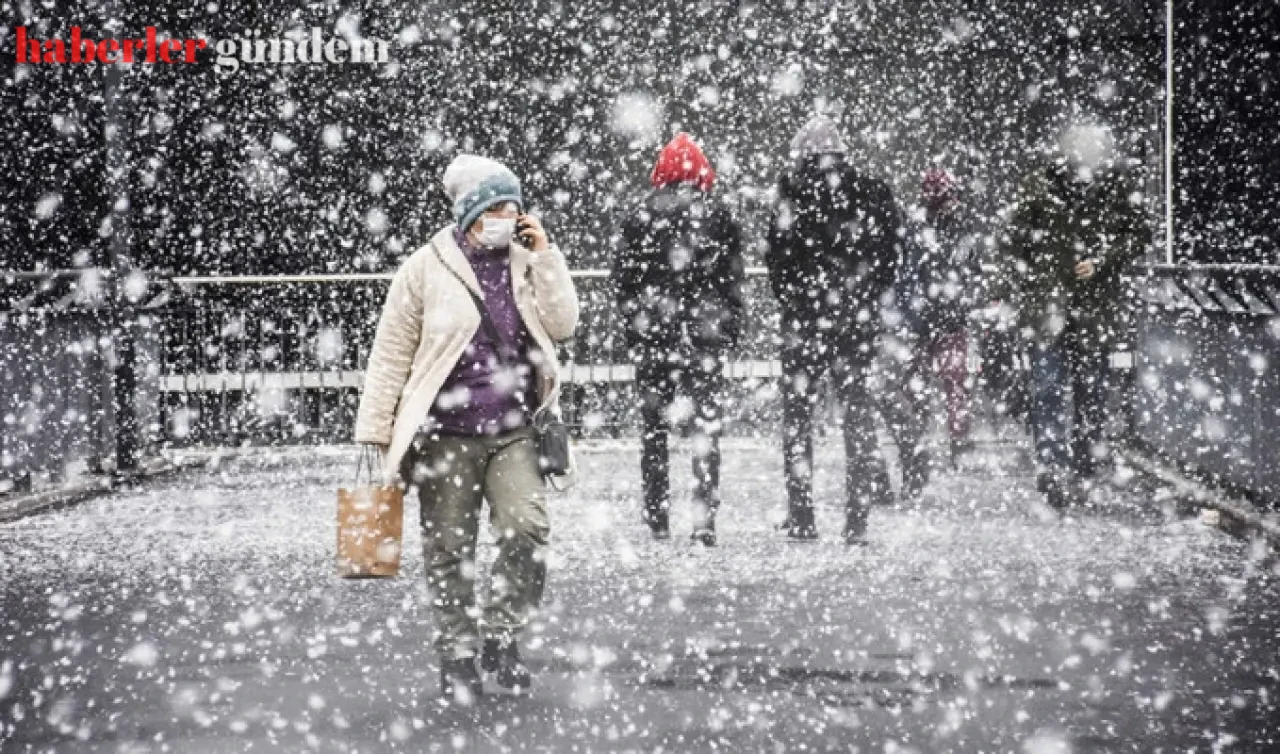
[{"x1": 404, "y1": 427, "x2": 549, "y2": 660}]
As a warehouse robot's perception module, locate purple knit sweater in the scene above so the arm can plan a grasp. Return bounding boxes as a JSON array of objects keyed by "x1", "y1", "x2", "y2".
[{"x1": 427, "y1": 229, "x2": 537, "y2": 436}]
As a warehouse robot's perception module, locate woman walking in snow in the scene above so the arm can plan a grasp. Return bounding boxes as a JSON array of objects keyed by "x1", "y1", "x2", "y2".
[{"x1": 355, "y1": 154, "x2": 579, "y2": 701}]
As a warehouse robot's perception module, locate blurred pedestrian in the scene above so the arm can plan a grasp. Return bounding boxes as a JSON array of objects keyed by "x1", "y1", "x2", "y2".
[
  {"x1": 766, "y1": 116, "x2": 902, "y2": 544},
  {"x1": 355, "y1": 154, "x2": 580, "y2": 701},
  {"x1": 882, "y1": 167, "x2": 981, "y2": 498},
  {"x1": 999, "y1": 125, "x2": 1149, "y2": 509},
  {"x1": 616, "y1": 132, "x2": 746, "y2": 546}
]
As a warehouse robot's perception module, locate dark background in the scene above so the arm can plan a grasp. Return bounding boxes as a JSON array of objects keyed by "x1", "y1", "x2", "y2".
[{"x1": 1, "y1": 0, "x2": 1274, "y2": 275}]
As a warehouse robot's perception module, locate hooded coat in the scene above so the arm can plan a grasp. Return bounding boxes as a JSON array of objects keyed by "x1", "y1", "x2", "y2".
[
  {"x1": 998, "y1": 159, "x2": 1150, "y2": 351},
  {"x1": 616, "y1": 134, "x2": 746, "y2": 360},
  {"x1": 767, "y1": 118, "x2": 901, "y2": 352}
]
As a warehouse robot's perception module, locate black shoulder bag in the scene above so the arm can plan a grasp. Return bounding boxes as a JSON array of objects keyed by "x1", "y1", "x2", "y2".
[{"x1": 432, "y1": 244, "x2": 572, "y2": 479}]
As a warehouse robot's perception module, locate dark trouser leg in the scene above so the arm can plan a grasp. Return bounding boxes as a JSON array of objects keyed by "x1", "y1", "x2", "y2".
[
  {"x1": 982, "y1": 328, "x2": 1029, "y2": 423},
  {"x1": 934, "y1": 329, "x2": 972, "y2": 440},
  {"x1": 896, "y1": 340, "x2": 936, "y2": 494},
  {"x1": 883, "y1": 335, "x2": 931, "y2": 497},
  {"x1": 781, "y1": 343, "x2": 823, "y2": 535},
  {"x1": 638, "y1": 367, "x2": 675, "y2": 528},
  {"x1": 1068, "y1": 336, "x2": 1109, "y2": 479},
  {"x1": 688, "y1": 361, "x2": 724, "y2": 512},
  {"x1": 687, "y1": 361, "x2": 724, "y2": 543},
  {"x1": 836, "y1": 354, "x2": 891, "y2": 536},
  {"x1": 1030, "y1": 339, "x2": 1074, "y2": 507}
]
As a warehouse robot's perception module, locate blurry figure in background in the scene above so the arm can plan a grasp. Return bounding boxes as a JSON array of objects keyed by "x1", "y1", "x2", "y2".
[
  {"x1": 616, "y1": 132, "x2": 746, "y2": 546},
  {"x1": 767, "y1": 116, "x2": 901, "y2": 544},
  {"x1": 973, "y1": 291, "x2": 1031, "y2": 431},
  {"x1": 999, "y1": 123, "x2": 1150, "y2": 509},
  {"x1": 356, "y1": 154, "x2": 580, "y2": 701},
  {"x1": 884, "y1": 167, "x2": 981, "y2": 499}
]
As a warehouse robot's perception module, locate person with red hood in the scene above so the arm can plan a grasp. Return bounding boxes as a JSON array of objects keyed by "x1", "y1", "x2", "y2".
[{"x1": 615, "y1": 132, "x2": 746, "y2": 545}]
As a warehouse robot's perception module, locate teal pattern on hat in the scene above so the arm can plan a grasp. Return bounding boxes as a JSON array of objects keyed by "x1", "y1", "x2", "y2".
[{"x1": 454, "y1": 173, "x2": 524, "y2": 231}]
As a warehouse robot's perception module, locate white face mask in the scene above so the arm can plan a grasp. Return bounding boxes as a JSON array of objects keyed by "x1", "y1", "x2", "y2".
[{"x1": 476, "y1": 217, "x2": 516, "y2": 248}]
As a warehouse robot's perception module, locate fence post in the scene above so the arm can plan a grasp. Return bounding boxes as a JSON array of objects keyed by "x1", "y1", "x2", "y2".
[{"x1": 112, "y1": 306, "x2": 140, "y2": 477}]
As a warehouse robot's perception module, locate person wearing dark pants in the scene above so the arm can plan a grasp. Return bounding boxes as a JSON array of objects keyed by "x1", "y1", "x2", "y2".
[
  {"x1": 780, "y1": 342, "x2": 891, "y2": 542},
  {"x1": 617, "y1": 132, "x2": 745, "y2": 545},
  {"x1": 636, "y1": 358, "x2": 725, "y2": 540},
  {"x1": 355, "y1": 154, "x2": 579, "y2": 702},
  {"x1": 767, "y1": 116, "x2": 901, "y2": 544},
  {"x1": 999, "y1": 124, "x2": 1149, "y2": 508},
  {"x1": 1029, "y1": 328, "x2": 1111, "y2": 486}
]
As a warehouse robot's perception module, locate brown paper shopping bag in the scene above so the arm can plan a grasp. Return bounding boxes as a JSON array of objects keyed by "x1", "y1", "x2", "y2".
[{"x1": 336, "y1": 447, "x2": 404, "y2": 578}]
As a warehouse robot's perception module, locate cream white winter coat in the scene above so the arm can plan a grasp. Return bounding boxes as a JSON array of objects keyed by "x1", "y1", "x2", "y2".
[{"x1": 354, "y1": 225, "x2": 580, "y2": 481}]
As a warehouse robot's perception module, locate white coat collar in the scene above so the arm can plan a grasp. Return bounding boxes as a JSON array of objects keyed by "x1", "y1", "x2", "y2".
[{"x1": 432, "y1": 224, "x2": 532, "y2": 296}]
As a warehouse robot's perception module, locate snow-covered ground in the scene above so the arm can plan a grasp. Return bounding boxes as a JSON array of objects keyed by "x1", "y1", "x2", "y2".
[{"x1": 2, "y1": 439, "x2": 1277, "y2": 752}]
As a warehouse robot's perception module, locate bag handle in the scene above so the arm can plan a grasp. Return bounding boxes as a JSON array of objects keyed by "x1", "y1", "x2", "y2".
[{"x1": 353, "y1": 444, "x2": 384, "y2": 487}]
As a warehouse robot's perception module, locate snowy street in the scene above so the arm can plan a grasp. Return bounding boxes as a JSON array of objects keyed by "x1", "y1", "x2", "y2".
[{"x1": 3, "y1": 440, "x2": 1276, "y2": 752}]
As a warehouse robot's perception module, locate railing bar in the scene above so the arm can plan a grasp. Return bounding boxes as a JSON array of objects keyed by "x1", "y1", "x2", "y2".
[{"x1": 167, "y1": 267, "x2": 772, "y2": 285}]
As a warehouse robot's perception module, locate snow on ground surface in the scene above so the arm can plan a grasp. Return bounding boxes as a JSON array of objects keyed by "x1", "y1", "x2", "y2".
[{"x1": 2, "y1": 438, "x2": 1278, "y2": 752}]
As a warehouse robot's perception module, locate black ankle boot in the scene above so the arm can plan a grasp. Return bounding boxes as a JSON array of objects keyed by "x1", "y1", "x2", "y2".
[
  {"x1": 691, "y1": 513, "x2": 717, "y2": 547},
  {"x1": 440, "y1": 657, "x2": 482, "y2": 703},
  {"x1": 843, "y1": 515, "x2": 869, "y2": 546},
  {"x1": 481, "y1": 639, "x2": 532, "y2": 693},
  {"x1": 643, "y1": 508, "x2": 670, "y2": 540},
  {"x1": 786, "y1": 508, "x2": 818, "y2": 540}
]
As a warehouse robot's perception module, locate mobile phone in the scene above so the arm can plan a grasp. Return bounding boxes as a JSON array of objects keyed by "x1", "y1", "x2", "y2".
[{"x1": 515, "y1": 216, "x2": 535, "y2": 244}]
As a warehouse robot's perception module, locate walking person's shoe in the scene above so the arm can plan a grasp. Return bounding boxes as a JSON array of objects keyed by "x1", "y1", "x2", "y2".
[
  {"x1": 1037, "y1": 472, "x2": 1083, "y2": 511},
  {"x1": 440, "y1": 657, "x2": 483, "y2": 704},
  {"x1": 481, "y1": 638, "x2": 532, "y2": 694},
  {"x1": 900, "y1": 450, "x2": 930, "y2": 501},
  {"x1": 785, "y1": 508, "x2": 819, "y2": 541},
  {"x1": 691, "y1": 514, "x2": 717, "y2": 547},
  {"x1": 842, "y1": 520, "x2": 869, "y2": 547},
  {"x1": 642, "y1": 508, "x2": 670, "y2": 540}
]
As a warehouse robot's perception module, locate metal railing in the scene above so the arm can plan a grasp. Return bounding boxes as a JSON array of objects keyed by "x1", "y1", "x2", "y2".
[
  {"x1": 147, "y1": 269, "x2": 784, "y2": 445},
  {"x1": 17, "y1": 262, "x2": 1274, "y2": 508},
  {"x1": 0, "y1": 271, "x2": 126, "y2": 491},
  {"x1": 1131, "y1": 264, "x2": 1280, "y2": 504}
]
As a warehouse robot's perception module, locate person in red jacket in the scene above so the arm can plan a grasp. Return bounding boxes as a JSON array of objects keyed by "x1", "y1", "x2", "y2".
[{"x1": 615, "y1": 133, "x2": 746, "y2": 545}]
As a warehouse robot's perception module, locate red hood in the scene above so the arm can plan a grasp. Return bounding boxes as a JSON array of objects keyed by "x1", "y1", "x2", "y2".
[{"x1": 650, "y1": 132, "x2": 716, "y2": 192}]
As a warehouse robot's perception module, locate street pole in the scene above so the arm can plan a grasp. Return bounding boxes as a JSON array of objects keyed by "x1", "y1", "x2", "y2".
[
  {"x1": 105, "y1": 59, "x2": 139, "y2": 477},
  {"x1": 1165, "y1": 0, "x2": 1175, "y2": 264}
]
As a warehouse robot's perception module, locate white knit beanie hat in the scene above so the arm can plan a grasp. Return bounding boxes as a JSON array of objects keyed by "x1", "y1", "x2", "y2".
[
  {"x1": 790, "y1": 115, "x2": 848, "y2": 159},
  {"x1": 442, "y1": 154, "x2": 524, "y2": 230}
]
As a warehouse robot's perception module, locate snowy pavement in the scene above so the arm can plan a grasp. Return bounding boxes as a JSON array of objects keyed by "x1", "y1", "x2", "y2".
[{"x1": 2, "y1": 439, "x2": 1278, "y2": 752}]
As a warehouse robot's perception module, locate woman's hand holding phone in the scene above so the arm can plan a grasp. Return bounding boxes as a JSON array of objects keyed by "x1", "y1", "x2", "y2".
[{"x1": 516, "y1": 214, "x2": 550, "y2": 252}]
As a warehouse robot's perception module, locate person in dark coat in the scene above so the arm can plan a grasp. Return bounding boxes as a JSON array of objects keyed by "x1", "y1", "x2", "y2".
[
  {"x1": 616, "y1": 132, "x2": 746, "y2": 545},
  {"x1": 883, "y1": 167, "x2": 981, "y2": 497},
  {"x1": 766, "y1": 116, "x2": 901, "y2": 544},
  {"x1": 998, "y1": 124, "x2": 1150, "y2": 508}
]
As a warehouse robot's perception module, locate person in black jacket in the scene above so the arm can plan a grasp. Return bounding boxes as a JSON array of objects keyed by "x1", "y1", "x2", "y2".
[
  {"x1": 766, "y1": 116, "x2": 901, "y2": 544},
  {"x1": 616, "y1": 132, "x2": 746, "y2": 545}
]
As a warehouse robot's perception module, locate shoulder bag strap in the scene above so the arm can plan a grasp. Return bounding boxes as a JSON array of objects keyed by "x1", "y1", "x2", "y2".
[{"x1": 431, "y1": 242, "x2": 512, "y2": 363}]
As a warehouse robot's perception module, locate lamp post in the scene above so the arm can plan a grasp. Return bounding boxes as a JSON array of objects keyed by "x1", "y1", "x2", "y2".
[{"x1": 1165, "y1": 0, "x2": 1175, "y2": 264}]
